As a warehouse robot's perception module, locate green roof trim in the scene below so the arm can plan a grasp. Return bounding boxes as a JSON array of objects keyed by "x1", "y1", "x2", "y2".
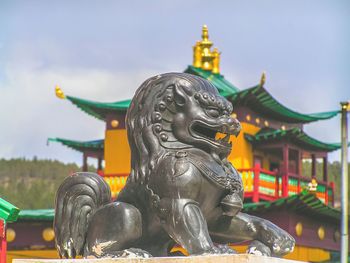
[
  {"x1": 48, "y1": 138, "x2": 104, "y2": 153},
  {"x1": 17, "y1": 209, "x2": 54, "y2": 221},
  {"x1": 66, "y1": 95, "x2": 131, "y2": 121},
  {"x1": 184, "y1": 65, "x2": 239, "y2": 97},
  {"x1": 245, "y1": 127, "x2": 342, "y2": 152},
  {"x1": 0, "y1": 198, "x2": 20, "y2": 223},
  {"x1": 243, "y1": 190, "x2": 342, "y2": 223},
  {"x1": 229, "y1": 85, "x2": 339, "y2": 123}
]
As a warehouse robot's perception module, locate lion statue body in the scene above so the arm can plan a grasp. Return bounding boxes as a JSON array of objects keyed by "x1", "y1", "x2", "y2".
[{"x1": 54, "y1": 73, "x2": 295, "y2": 258}]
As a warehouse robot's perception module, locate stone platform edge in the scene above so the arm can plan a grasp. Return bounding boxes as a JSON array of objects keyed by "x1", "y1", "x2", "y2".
[{"x1": 13, "y1": 254, "x2": 303, "y2": 263}]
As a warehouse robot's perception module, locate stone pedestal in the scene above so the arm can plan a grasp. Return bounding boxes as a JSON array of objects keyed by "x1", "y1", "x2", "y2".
[{"x1": 13, "y1": 254, "x2": 304, "y2": 263}]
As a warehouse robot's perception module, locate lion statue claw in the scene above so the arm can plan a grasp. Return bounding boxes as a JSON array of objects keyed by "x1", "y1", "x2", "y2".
[{"x1": 54, "y1": 73, "x2": 295, "y2": 258}]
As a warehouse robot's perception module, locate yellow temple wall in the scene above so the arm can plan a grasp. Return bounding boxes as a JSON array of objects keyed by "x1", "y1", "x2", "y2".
[
  {"x1": 104, "y1": 121, "x2": 265, "y2": 175},
  {"x1": 228, "y1": 122, "x2": 260, "y2": 169},
  {"x1": 104, "y1": 129, "x2": 131, "y2": 175}
]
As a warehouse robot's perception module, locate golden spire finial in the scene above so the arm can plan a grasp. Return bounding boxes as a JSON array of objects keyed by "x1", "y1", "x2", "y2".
[
  {"x1": 259, "y1": 71, "x2": 266, "y2": 87},
  {"x1": 202, "y1": 25, "x2": 209, "y2": 42},
  {"x1": 55, "y1": 85, "x2": 66, "y2": 99},
  {"x1": 192, "y1": 25, "x2": 221, "y2": 73}
]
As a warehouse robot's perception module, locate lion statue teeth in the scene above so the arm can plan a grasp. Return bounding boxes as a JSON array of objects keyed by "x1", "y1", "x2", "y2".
[{"x1": 54, "y1": 73, "x2": 295, "y2": 258}]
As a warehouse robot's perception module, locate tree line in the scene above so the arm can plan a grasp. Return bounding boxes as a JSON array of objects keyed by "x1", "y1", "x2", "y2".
[{"x1": 0, "y1": 157, "x2": 348, "y2": 209}]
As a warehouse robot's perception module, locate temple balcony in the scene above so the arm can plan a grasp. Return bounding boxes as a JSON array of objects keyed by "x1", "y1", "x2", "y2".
[{"x1": 238, "y1": 164, "x2": 335, "y2": 206}]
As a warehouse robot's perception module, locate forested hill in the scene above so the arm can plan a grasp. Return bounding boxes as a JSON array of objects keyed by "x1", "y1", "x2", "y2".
[
  {"x1": 0, "y1": 157, "x2": 95, "y2": 209},
  {"x1": 0, "y1": 158, "x2": 348, "y2": 209}
]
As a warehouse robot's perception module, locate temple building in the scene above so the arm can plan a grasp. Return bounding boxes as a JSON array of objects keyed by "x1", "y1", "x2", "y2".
[
  {"x1": 7, "y1": 26, "x2": 348, "y2": 263},
  {"x1": 51, "y1": 25, "x2": 340, "y2": 202}
]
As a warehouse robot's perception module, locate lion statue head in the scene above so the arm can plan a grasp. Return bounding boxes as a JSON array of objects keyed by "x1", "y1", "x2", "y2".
[{"x1": 126, "y1": 73, "x2": 241, "y2": 184}]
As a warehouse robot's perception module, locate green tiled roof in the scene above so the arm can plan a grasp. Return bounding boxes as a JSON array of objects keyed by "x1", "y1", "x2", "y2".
[
  {"x1": 64, "y1": 67, "x2": 239, "y2": 120},
  {"x1": 0, "y1": 198, "x2": 20, "y2": 223},
  {"x1": 243, "y1": 190, "x2": 342, "y2": 223},
  {"x1": 62, "y1": 70, "x2": 338, "y2": 124},
  {"x1": 245, "y1": 127, "x2": 341, "y2": 152},
  {"x1": 184, "y1": 65, "x2": 239, "y2": 97},
  {"x1": 48, "y1": 138, "x2": 104, "y2": 153},
  {"x1": 229, "y1": 85, "x2": 339, "y2": 123},
  {"x1": 66, "y1": 95, "x2": 131, "y2": 121},
  {"x1": 17, "y1": 209, "x2": 54, "y2": 221}
]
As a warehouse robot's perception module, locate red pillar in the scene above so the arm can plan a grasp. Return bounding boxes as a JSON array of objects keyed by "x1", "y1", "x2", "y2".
[
  {"x1": 0, "y1": 219, "x2": 6, "y2": 263},
  {"x1": 253, "y1": 163, "x2": 260, "y2": 203},
  {"x1": 323, "y1": 156, "x2": 328, "y2": 182},
  {"x1": 282, "y1": 144, "x2": 289, "y2": 197},
  {"x1": 297, "y1": 150, "x2": 301, "y2": 193}
]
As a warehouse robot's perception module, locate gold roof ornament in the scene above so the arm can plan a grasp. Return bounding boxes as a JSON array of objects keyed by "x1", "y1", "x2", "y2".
[
  {"x1": 192, "y1": 25, "x2": 221, "y2": 74},
  {"x1": 55, "y1": 85, "x2": 66, "y2": 99},
  {"x1": 259, "y1": 71, "x2": 266, "y2": 87}
]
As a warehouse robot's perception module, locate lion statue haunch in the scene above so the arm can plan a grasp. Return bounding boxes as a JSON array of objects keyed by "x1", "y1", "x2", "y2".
[{"x1": 54, "y1": 73, "x2": 295, "y2": 258}]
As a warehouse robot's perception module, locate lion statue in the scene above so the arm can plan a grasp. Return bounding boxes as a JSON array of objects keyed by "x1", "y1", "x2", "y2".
[{"x1": 54, "y1": 73, "x2": 295, "y2": 258}]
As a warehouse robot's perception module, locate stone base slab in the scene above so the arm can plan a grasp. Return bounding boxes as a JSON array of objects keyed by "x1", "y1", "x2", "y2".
[{"x1": 13, "y1": 254, "x2": 303, "y2": 263}]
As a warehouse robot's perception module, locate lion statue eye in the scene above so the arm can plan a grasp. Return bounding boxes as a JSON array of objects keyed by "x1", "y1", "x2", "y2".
[{"x1": 206, "y1": 108, "x2": 220, "y2": 118}]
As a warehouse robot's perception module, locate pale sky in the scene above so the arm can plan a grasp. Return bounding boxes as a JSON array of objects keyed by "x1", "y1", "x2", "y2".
[{"x1": 0, "y1": 0, "x2": 349, "y2": 165}]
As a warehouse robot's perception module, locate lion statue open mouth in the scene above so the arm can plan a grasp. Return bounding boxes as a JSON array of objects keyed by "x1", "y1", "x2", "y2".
[{"x1": 54, "y1": 73, "x2": 295, "y2": 258}]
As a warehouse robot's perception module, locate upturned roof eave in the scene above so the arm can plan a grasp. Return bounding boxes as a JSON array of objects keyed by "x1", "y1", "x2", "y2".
[
  {"x1": 229, "y1": 85, "x2": 339, "y2": 124},
  {"x1": 48, "y1": 137, "x2": 104, "y2": 153},
  {"x1": 66, "y1": 95, "x2": 131, "y2": 121}
]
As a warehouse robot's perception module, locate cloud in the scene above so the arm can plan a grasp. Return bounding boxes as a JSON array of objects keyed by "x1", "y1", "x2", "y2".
[
  {"x1": 0, "y1": 0, "x2": 349, "y2": 165},
  {"x1": 0, "y1": 63, "x2": 160, "y2": 164}
]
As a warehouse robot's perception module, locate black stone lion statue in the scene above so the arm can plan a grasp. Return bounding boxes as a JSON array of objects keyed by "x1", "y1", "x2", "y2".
[{"x1": 54, "y1": 73, "x2": 295, "y2": 258}]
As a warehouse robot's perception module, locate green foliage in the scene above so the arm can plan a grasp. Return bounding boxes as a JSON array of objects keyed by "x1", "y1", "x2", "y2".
[{"x1": 0, "y1": 157, "x2": 96, "y2": 209}]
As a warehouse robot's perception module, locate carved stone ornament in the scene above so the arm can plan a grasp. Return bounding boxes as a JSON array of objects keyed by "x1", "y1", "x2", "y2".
[{"x1": 54, "y1": 73, "x2": 295, "y2": 258}]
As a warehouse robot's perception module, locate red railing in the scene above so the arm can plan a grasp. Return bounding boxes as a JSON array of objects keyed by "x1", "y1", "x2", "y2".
[{"x1": 238, "y1": 164, "x2": 335, "y2": 205}]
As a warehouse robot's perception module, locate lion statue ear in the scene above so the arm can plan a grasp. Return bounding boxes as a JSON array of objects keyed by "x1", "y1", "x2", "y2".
[{"x1": 173, "y1": 82, "x2": 193, "y2": 106}]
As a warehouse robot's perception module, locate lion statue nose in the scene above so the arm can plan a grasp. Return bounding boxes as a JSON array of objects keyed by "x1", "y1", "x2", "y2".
[{"x1": 227, "y1": 117, "x2": 241, "y2": 137}]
